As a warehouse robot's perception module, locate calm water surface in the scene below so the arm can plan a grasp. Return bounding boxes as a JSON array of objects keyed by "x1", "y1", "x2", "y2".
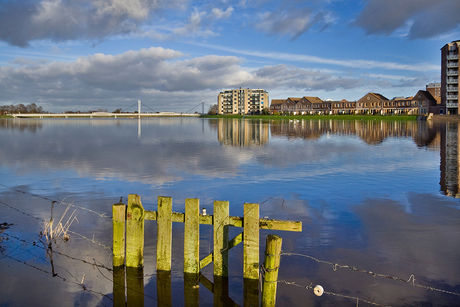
[{"x1": 0, "y1": 117, "x2": 459, "y2": 306}]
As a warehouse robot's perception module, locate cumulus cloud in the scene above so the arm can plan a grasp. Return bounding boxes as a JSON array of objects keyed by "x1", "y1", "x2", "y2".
[
  {"x1": 0, "y1": 0, "x2": 187, "y2": 47},
  {"x1": 0, "y1": 46, "x2": 430, "y2": 111},
  {"x1": 354, "y1": 0, "x2": 460, "y2": 39}
]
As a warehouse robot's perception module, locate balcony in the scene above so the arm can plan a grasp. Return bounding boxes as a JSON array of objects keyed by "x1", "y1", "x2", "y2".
[
  {"x1": 447, "y1": 63, "x2": 459, "y2": 68},
  {"x1": 447, "y1": 54, "x2": 459, "y2": 60},
  {"x1": 447, "y1": 87, "x2": 458, "y2": 92},
  {"x1": 447, "y1": 78, "x2": 458, "y2": 84},
  {"x1": 447, "y1": 70, "x2": 459, "y2": 76},
  {"x1": 447, "y1": 102, "x2": 458, "y2": 108},
  {"x1": 447, "y1": 95, "x2": 459, "y2": 100}
]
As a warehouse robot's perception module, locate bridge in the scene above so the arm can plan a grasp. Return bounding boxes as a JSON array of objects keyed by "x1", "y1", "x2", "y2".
[
  {"x1": 11, "y1": 112, "x2": 200, "y2": 118},
  {"x1": 10, "y1": 100, "x2": 204, "y2": 118}
]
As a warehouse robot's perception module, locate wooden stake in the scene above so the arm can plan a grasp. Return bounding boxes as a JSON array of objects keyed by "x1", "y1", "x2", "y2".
[
  {"x1": 112, "y1": 203, "x2": 126, "y2": 267},
  {"x1": 126, "y1": 194, "x2": 145, "y2": 268},
  {"x1": 157, "y1": 196, "x2": 173, "y2": 271},
  {"x1": 184, "y1": 198, "x2": 200, "y2": 274},
  {"x1": 244, "y1": 203, "x2": 259, "y2": 280},
  {"x1": 262, "y1": 234, "x2": 282, "y2": 307},
  {"x1": 213, "y1": 201, "x2": 229, "y2": 277}
]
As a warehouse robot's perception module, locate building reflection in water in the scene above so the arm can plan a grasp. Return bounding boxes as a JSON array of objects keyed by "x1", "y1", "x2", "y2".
[
  {"x1": 216, "y1": 118, "x2": 270, "y2": 147},
  {"x1": 215, "y1": 117, "x2": 460, "y2": 198},
  {"x1": 440, "y1": 121, "x2": 460, "y2": 198}
]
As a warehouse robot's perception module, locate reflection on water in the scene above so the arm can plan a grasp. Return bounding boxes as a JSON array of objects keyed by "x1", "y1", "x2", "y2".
[
  {"x1": 1, "y1": 117, "x2": 460, "y2": 306},
  {"x1": 216, "y1": 118, "x2": 270, "y2": 147}
]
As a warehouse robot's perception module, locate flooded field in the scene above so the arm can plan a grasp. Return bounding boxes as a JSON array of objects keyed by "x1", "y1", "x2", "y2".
[{"x1": 0, "y1": 117, "x2": 459, "y2": 306}]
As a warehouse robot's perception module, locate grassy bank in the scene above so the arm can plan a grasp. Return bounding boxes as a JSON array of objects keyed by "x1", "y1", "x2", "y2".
[
  {"x1": 201, "y1": 114, "x2": 418, "y2": 121},
  {"x1": 0, "y1": 115, "x2": 13, "y2": 118}
]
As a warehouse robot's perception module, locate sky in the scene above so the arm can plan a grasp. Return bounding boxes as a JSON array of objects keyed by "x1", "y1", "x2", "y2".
[{"x1": 0, "y1": 0, "x2": 459, "y2": 113}]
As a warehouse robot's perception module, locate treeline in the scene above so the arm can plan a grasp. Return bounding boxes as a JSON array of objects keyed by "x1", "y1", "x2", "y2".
[{"x1": 0, "y1": 103, "x2": 44, "y2": 114}]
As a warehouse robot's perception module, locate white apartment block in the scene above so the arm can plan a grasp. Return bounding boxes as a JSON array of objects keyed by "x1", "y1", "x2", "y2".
[{"x1": 218, "y1": 88, "x2": 269, "y2": 115}]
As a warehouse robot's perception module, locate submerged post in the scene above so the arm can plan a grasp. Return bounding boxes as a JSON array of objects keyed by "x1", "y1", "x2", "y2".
[
  {"x1": 213, "y1": 200, "x2": 229, "y2": 277},
  {"x1": 262, "y1": 234, "x2": 282, "y2": 307},
  {"x1": 243, "y1": 203, "x2": 260, "y2": 279},
  {"x1": 112, "y1": 202, "x2": 126, "y2": 267},
  {"x1": 126, "y1": 194, "x2": 145, "y2": 268},
  {"x1": 184, "y1": 198, "x2": 200, "y2": 273},
  {"x1": 157, "y1": 196, "x2": 173, "y2": 271}
]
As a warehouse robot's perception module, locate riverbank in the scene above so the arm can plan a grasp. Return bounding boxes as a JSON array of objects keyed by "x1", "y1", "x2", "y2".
[{"x1": 201, "y1": 114, "x2": 418, "y2": 121}]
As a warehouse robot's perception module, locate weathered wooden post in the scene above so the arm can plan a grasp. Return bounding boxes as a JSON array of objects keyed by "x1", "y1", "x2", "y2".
[
  {"x1": 157, "y1": 196, "x2": 173, "y2": 271},
  {"x1": 184, "y1": 198, "x2": 200, "y2": 274},
  {"x1": 126, "y1": 194, "x2": 145, "y2": 268},
  {"x1": 157, "y1": 270, "x2": 172, "y2": 306},
  {"x1": 213, "y1": 201, "x2": 229, "y2": 277},
  {"x1": 126, "y1": 267, "x2": 144, "y2": 307},
  {"x1": 243, "y1": 203, "x2": 259, "y2": 279},
  {"x1": 112, "y1": 265, "x2": 126, "y2": 307},
  {"x1": 184, "y1": 273, "x2": 199, "y2": 307},
  {"x1": 112, "y1": 202, "x2": 126, "y2": 267},
  {"x1": 262, "y1": 234, "x2": 282, "y2": 307}
]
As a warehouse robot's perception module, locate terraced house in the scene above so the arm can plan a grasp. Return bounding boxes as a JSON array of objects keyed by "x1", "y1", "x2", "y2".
[{"x1": 270, "y1": 92, "x2": 441, "y2": 115}]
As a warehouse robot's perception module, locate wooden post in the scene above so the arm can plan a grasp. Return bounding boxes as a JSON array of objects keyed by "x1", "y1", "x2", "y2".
[
  {"x1": 112, "y1": 266, "x2": 126, "y2": 307},
  {"x1": 112, "y1": 203, "x2": 126, "y2": 267},
  {"x1": 157, "y1": 270, "x2": 172, "y2": 307},
  {"x1": 213, "y1": 201, "x2": 229, "y2": 277},
  {"x1": 244, "y1": 203, "x2": 259, "y2": 279},
  {"x1": 184, "y1": 198, "x2": 200, "y2": 273},
  {"x1": 184, "y1": 273, "x2": 199, "y2": 307},
  {"x1": 126, "y1": 194, "x2": 145, "y2": 268},
  {"x1": 262, "y1": 234, "x2": 282, "y2": 307},
  {"x1": 126, "y1": 267, "x2": 144, "y2": 307},
  {"x1": 157, "y1": 196, "x2": 173, "y2": 271},
  {"x1": 244, "y1": 278, "x2": 260, "y2": 307}
]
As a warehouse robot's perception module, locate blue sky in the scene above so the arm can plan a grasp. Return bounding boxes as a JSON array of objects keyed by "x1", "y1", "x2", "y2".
[{"x1": 0, "y1": 0, "x2": 459, "y2": 113}]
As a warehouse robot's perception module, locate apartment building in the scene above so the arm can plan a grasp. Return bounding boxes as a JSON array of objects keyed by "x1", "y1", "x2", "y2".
[
  {"x1": 426, "y1": 82, "x2": 441, "y2": 105},
  {"x1": 217, "y1": 88, "x2": 269, "y2": 115},
  {"x1": 441, "y1": 40, "x2": 460, "y2": 114}
]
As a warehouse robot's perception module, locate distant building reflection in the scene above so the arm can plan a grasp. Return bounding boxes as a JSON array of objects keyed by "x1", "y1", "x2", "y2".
[
  {"x1": 440, "y1": 122, "x2": 460, "y2": 198},
  {"x1": 216, "y1": 118, "x2": 270, "y2": 147}
]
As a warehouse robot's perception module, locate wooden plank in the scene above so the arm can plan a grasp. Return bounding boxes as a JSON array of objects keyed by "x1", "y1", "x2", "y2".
[
  {"x1": 262, "y1": 234, "x2": 282, "y2": 307},
  {"x1": 213, "y1": 201, "x2": 229, "y2": 277},
  {"x1": 144, "y1": 210, "x2": 157, "y2": 220},
  {"x1": 199, "y1": 253, "x2": 213, "y2": 269},
  {"x1": 145, "y1": 211, "x2": 302, "y2": 232},
  {"x1": 157, "y1": 196, "x2": 173, "y2": 271},
  {"x1": 126, "y1": 194, "x2": 145, "y2": 268},
  {"x1": 112, "y1": 203, "x2": 126, "y2": 267},
  {"x1": 244, "y1": 203, "x2": 260, "y2": 280},
  {"x1": 184, "y1": 198, "x2": 200, "y2": 274},
  {"x1": 259, "y1": 219, "x2": 302, "y2": 232},
  {"x1": 228, "y1": 232, "x2": 243, "y2": 249},
  {"x1": 144, "y1": 210, "x2": 302, "y2": 233}
]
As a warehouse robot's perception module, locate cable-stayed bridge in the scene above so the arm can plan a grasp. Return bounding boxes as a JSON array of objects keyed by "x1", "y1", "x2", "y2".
[{"x1": 10, "y1": 100, "x2": 204, "y2": 118}]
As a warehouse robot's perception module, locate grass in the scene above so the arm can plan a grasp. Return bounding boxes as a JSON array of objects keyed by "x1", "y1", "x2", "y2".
[
  {"x1": 0, "y1": 115, "x2": 14, "y2": 118},
  {"x1": 201, "y1": 114, "x2": 419, "y2": 121}
]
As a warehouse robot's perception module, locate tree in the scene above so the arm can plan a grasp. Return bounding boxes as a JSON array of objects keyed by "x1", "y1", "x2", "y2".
[
  {"x1": 113, "y1": 108, "x2": 122, "y2": 113},
  {"x1": 208, "y1": 104, "x2": 218, "y2": 115}
]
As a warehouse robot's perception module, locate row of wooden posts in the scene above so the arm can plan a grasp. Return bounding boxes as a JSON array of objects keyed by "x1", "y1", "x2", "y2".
[{"x1": 112, "y1": 194, "x2": 302, "y2": 305}]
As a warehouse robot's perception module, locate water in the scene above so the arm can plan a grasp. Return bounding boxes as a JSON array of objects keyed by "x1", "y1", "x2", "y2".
[{"x1": 0, "y1": 117, "x2": 459, "y2": 306}]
